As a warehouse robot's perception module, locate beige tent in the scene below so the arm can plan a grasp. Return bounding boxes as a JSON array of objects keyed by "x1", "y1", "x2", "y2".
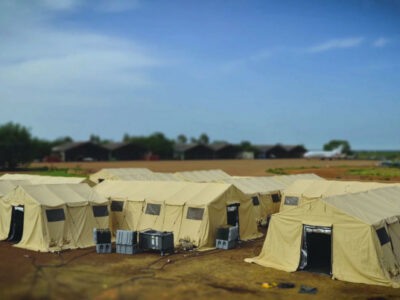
[
  {"x1": 280, "y1": 179, "x2": 397, "y2": 212},
  {"x1": 246, "y1": 186, "x2": 400, "y2": 287},
  {"x1": 95, "y1": 180, "x2": 261, "y2": 248},
  {"x1": 273, "y1": 173, "x2": 324, "y2": 185},
  {"x1": 89, "y1": 168, "x2": 153, "y2": 184},
  {"x1": 218, "y1": 177, "x2": 287, "y2": 223},
  {"x1": 0, "y1": 184, "x2": 109, "y2": 252},
  {"x1": 174, "y1": 169, "x2": 231, "y2": 182},
  {"x1": 0, "y1": 173, "x2": 91, "y2": 185},
  {"x1": 0, "y1": 180, "x2": 31, "y2": 197}
]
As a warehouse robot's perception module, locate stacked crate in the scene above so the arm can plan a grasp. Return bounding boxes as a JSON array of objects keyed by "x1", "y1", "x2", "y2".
[
  {"x1": 216, "y1": 225, "x2": 238, "y2": 250},
  {"x1": 116, "y1": 230, "x2": 139, "y2": 255},
  {"x1": 94, "y1": 228, "x2": 112, "y2": 254}
]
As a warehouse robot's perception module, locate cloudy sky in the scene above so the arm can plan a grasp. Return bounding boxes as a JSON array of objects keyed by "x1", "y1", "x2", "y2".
[{"x1": 0, "y1": 0, "x2": 399, "y2": 150}]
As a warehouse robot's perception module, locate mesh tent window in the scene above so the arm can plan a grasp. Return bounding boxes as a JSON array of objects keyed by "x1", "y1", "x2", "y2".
[
  {"x1": 272, "y1": 194, "x2": 281, "y2": 203},
  {"x1": 252, "y1": 196, "x2": 260, "y2": 206},
  {"x1": 284, "y1": 196, "x2": 299, "y2": 206},
  {"x1": 145, "y1": 203, "x2": 161, "y2": 215},
  {"x1": 111, "y1": 201, "x2": 124, "y2": 212},
  {"x1": 187, "y1": 207, "x2": 205, "y2": 220},
  {"x1": 92, "y1": 205, "x2": 109, "y2": 217},
  {"x1": 46, "y1": 209, "x2": 65, "y2": 222},
  {"x1": 376, "y1": 227, "x2": 390, "y2": 246}
]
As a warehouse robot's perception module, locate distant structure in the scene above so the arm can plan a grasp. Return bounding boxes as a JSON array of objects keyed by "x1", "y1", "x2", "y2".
[
  {"x1": 52, "y1": 141, "x2": 307, "y2": 162},
  {"x1": 52, "y1": 141, "x2": 109, "y2": 162},
  {"x1": 104, "y1": 142, "x2": 147, "y2": 161},
  {"x1": 209, "y1": 143, "x2": 241, "y2": 159},
  {"x1": 256, "y1": 144, "x2": 306, "y2": 159},
  {"x1": 173, "y1": 143, "x2": 214, "y2": 160}
]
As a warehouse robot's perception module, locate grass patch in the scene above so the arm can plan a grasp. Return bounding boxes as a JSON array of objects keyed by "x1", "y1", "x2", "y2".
[
  {"x1": 27, "y1": 167, "x2": 87, "y2": 178},
  {"x1": 346, "y1": 167, "x2": 400, "y2": 179},
  {"x1": 266, "y1": 168, "x2": 288, "y2": 175}
]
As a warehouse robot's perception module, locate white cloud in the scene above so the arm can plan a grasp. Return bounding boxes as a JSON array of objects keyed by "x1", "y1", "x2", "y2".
[
  {"x1": 0, "y1": 0, "x2": 162, "y2": 108},
  {"x1": 308, "y1": 37, "x2": 364, "y2": 53},
  {"x1": 373, "y1": 37, "x2": 389, "y2": 48}
]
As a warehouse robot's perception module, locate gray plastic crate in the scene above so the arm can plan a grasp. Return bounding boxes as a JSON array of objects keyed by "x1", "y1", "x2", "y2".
[
  {"x1": 216, "y1": 239, "x2": 236, "y2": 250},
  {"x1": 116, "y1": 244, "x2": 139, "y2": 255},
  {"x1": 116, "y1": 230, "x2": 137, "y2": 245},
  {"x1": 96, "y1": 243, "x2": 112, "y2": 254}
]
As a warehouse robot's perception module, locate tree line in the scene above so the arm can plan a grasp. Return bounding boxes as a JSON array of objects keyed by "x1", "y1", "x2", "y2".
[{"x1": 0, "y1": 122, "x2": 259, "y2": 169}]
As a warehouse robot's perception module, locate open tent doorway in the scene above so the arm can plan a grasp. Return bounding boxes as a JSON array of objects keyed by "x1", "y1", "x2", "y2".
[
  {"x1": 298, "y1": 225, "x2": 332, "y2": 275},
  {"x1": 7, "y1": 206, "x2": 24, "y2": 243},
  {"x1": 227, "y1": 203, "x2": 240, "y2": 239}
]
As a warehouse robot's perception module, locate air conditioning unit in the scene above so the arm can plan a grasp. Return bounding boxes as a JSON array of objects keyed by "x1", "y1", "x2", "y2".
[
  {"x1": 216, "y1": 239, "x2": 236, "y2": 250},
  {"x1": 139, "y1": 230, "x2": 174, "y2": 256},
  {"x1": 116, "y1": 230, "x2": 139, "y2": 255},
  {"x1": 96, "y1": 243, "x2": 112, "y2": 254},
  {"x1": 93, "y1": 228, "x2": 111, "y2": 244},
  {"x1": 216, "y1": 226, "x2": 238, "y2": 241}
]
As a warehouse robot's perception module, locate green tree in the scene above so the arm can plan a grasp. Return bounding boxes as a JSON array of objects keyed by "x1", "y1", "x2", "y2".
[
  {"x1": 52, "y1": 136, "x2": 73, "y2": 146},
  {"x1": 240, "y1": 140, "x2": 260, "y2": 155},
  {"x1": 323, "y1": 140, "x2": 352, "y2": 154},
  {"x1": 177, "y1": 134, "x2": 187, "y2": 144},
  {"x1": 198, "y1": 133, "x2": 209, "y2": 144},
  {"x1": 0, "y1": 122, "x2": 33, "y2": 169}
]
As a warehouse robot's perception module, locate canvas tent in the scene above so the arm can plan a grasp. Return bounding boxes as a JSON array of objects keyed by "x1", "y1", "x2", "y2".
[
  {"x1": 89, "y1": 168, "x2": 153, "y2": 184},
  {"x1": 246, "y1": 186, "x2": 400, "y2": 287},
  {"x1": 218, "y1": 177, "x2": 287, "y2": 223},
  {"x1": 95, "y1": 180, "x2": 262, "y2": 248},
  {"x1": 174, "y1": 169, "x2": 231, "y2": 182},
  {"x1": 0, "y1": 180, "x2": 31, "y2": 198},
  {"x1": 280, "y1": 179, "x2": 396, "y2": 212},
  {"x1": 0, "y1": 184, "x2": 109, "y2": 252},
  {"x1": 273, "y1": 173, "x2": 324, "y2": 186},
  {"x1": 0, "y1": 174, "x2": 90, "y2": 185}
]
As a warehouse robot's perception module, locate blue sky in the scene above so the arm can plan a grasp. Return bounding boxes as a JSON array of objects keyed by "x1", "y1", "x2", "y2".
[{"x1": 0, "y1": 0, "x2": 399, "y2": 150}]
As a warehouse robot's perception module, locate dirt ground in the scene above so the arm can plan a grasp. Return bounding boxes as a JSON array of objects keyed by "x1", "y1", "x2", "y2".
[
  {"x1": 31, "y1": 159, "x2": 377, "y2": 176},
  {"x1": 2, "y1": 159, "x2": 400, "y2": 300},
  {"x1": 1, "y1": 238, "x2": 400, "y2": 300}
]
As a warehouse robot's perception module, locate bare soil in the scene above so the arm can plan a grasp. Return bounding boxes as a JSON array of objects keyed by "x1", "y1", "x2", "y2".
[{"x1": 30, "y1": 159, "x2": 376, "y2": 176}]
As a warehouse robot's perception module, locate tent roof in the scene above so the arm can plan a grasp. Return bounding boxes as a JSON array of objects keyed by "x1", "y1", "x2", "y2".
[
  {"x1": 14, "y1": 184, "x2": 107, "y2": 207},
  {"x1": 323, "y1": 186, "x2": 400, "y2": 225},
  {"x1": 0, "y1": 174, "x2": 87, "y2": 184},
  {"x1": 174, "y1": 169, "x2": 231, "y2": 182},
  {"x1": 284, "y1": 179, "x2": 396, "y2": 199},
  {"x1": 273, "y1": 173, "x2": 324, "y2": 185},
  {"x1": 95, "y1": 180, "x2": 235, "y2": 206},
  {"x1": 220, "y1": 177, "x2": 286, "y2": 195},
  {"x1": 0, "y1": 180, "x2": 31, "y2": 197}
]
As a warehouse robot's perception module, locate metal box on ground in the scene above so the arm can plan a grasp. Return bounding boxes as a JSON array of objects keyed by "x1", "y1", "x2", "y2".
[
  {"x1": 116, "y1": 244, "x2": 139, "y2": 255},
  {"x1": 96, "y1": 243, "x2": 112, "y2": 254},
  {"x1": 139, "y1": 230, "x2": 174, "y2": 256},
  {"x1": 216, "y1": 239, "x2": 236, "y2": 250},
  {"x1": 93, "y1": 228, "x2": 111, "y2": 244},
  {"x1": 116, "y1": 230, "x2": 137, "y2": 245},
  {"x1": 216, "y1": 226, "x2": 238, "y2": 241}
]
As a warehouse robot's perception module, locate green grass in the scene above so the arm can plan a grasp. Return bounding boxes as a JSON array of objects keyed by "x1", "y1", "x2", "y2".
[
  {"x1": 266, "y1": 168, "x2": 288, "y2": 175},
  {"x1": 353, "y1": 151, "x2": 400, "y2": 160},
  {"x1": 27, "y1": 168, "x2": 88, "y2": 178},
  {"x1": 346, "y1": 167, "x2": 400, "y2": 179}
]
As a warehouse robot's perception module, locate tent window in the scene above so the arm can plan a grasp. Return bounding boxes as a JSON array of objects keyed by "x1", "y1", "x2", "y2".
[
  {"x1": 252, "y1": 196, "x2": 260, "y2": 206},
  {"x1": 46, "y1": 209, "x2": 65, "y2": 222},
  {"x1": 145, "y1": 204, "x2": 161, "y2": 215},
  {"x1": 376, "y1": 227, "x2": 390, "y2": 246},
  {"x1": 92, "y1": 205, "x2": 109, "y2": 217},
  {"x1": 284, "y1": 196, "x2": 299, "y2": 206},
  {"x1": 187, "y1": 207, "x2": 204, "y2": 220},
  {"x1": 111, "y1": 201, "x2": 124, "y2": 212},
  {"x1": 272, "y1": 194, "x2": 281, "y2": 203}
]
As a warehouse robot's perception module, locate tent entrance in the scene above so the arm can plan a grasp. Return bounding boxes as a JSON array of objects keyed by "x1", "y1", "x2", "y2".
[
  {"x1": 298, "y1": 225, "x2": 332, "y2": 275},
  {"x1": 7, "y1": 206, "x2": 24, "y2": 243},
  {"x1": 227, "y1": 204, "x2": 240, "y2": 239}
]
